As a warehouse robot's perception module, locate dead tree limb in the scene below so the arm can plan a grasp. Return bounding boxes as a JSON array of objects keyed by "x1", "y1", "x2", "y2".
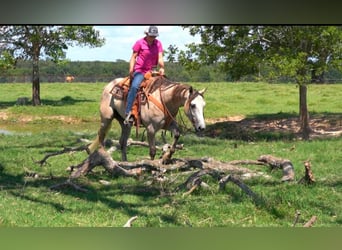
[
  {"x1": 35, "y1": 145, "x2": 89, "y2": 167},
  {"x1": 219, "y1": 174, "x2": 261, "y2": 204},
  {"x1": 257, "y1": 154, "x2": 295, "y2": 181},
  {"x1": 70, "y1": 147, "x2": 137, "y2": 179},
  {"x1": 292, "y1": 210, "x2": 301, "y2": 227},
  {"x1": 303, "y1": 216, "x2": 317, "y2": 227},
  {"x1": 298, "y1": 160, "x2": 315, "y2": 184},
  {"x1": 228, "y1": 160, "x2": 268, "y2": 166},
  {"x1": 81, "y1": 138, "x2": 183, "y2": 151},
  {"x1": 176, "y1": 169, "x2": 222, "y2": 193},
  {"x1": 123, "y1": 216, "x2": 138, "y2": 227}
]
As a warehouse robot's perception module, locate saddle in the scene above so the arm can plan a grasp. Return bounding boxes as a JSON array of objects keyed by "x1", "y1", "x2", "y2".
[{"x1": 110, "y1": 72, "x2": 163, "y2": 127}]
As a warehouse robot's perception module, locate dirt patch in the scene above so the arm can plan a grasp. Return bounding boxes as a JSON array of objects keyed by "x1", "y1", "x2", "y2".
[
  {"x1": 205, "y1": 114, "x2": 342, "y2": 140},
  {"x1": 0, "y1": 111, "x2": 8, "y2": 120},
  {"x1": 0, "y1": 111, "x2": 82, "y2": 124}
]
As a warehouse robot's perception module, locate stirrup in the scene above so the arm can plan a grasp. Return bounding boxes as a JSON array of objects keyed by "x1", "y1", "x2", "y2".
[{"x1": 124, "y1": 112, "x2": 134, "y2": 125}]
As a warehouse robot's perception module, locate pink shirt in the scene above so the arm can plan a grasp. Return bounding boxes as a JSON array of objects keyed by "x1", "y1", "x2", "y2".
[{"x1": 132, "y1": 37, "x2": 163, "y2": 74}]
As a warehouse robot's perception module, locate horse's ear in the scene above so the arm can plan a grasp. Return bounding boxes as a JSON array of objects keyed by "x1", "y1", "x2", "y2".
[
  {"x1": 188, "y1": 86, "x2": 193, "y2": 96},
  {"x1": 199, "y1": 88, "x2": 207, "y2": 95}
]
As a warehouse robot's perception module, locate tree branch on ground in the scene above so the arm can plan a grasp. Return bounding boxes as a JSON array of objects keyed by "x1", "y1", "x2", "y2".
[
  {"x1": 257, "y1": 154, "x2": 295, "y2": 181},
  {"x1": 219, "y1": 174, "x2": 262, "y2": 204},
  {"x1": 123, "y1": 216, "x2": 138, "y2": 227},
  {"x1": 34, "y1": 144, "x2": 89, "y2": 167},
  {"x1": 298, "y1": 160, "x2": 315, "y2": 184},
  {"x1": 303, "y1": 216, "x2": 317, "y2": 227}
]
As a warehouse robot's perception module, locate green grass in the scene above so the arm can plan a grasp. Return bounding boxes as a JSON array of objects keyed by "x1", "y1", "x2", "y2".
[{"x1": 0, "y1": 82, "x2": 341, "y2": 227}]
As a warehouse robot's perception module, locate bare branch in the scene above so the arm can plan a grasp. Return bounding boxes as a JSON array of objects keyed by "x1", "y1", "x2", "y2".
[
  {"x1": 303, "y1": 216, "x2": 317, "y2": 227},
  {"x1": 123, "y1": 216, "x2": 138, "y2": 227}
]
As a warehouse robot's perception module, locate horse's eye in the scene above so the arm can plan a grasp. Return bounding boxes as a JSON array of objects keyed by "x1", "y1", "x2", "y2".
[{"x1": 191, "y1": 104, "x2": 196, "y2": 109}]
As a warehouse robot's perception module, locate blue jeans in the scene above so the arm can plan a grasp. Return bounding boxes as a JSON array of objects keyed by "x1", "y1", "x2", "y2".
[{"x1": 125, "y1": 72, "x2": 144, "y2": 115}]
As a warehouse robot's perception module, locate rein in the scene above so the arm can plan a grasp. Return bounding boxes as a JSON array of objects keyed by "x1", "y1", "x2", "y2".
[{"x1": 145, "y1": 85, "x2": 177, "y2": 129}]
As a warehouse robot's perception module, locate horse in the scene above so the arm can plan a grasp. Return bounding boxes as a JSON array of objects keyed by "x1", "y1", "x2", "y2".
[
  {"x1": 87, "y1": 76, "x2": 206, "y2": 163},
  {"x1": 65, "y1": 76, "x2": 75, "y2": 83}
]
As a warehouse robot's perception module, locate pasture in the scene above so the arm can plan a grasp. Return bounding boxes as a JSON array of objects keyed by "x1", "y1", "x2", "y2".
[{"x1": 0, "y1": 81, "x2": 341, "y2": 227}]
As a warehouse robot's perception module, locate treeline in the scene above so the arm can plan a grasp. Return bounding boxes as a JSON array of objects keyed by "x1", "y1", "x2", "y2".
[{"x1": 1, "y1": 59, "x2": 341, "y2": 83}]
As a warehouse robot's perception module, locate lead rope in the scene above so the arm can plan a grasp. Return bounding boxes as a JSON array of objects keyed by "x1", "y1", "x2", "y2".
[
  {"x1": 159, "y1": 86, "x2": 192, "y2": 132},
  {"x1": 158, "y1": 85, "x2": 178, "y2": 128}
]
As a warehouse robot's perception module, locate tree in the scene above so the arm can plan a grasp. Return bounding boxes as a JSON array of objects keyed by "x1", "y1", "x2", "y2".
[
  {"x1": 0, "y1": 26, "x2": 105, "y2": 105},
  {"x1": 176, "y1": 25, "x2": 342, "y2": 139}
]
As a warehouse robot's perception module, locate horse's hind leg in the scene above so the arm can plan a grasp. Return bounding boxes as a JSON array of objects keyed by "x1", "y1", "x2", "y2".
[{"x1": 117, "y1": 118, "x2": 132, "y2": 161}]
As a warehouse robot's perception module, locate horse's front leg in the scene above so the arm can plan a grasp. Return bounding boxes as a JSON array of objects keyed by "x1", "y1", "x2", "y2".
[
  {"x1": 161, "y1": 122, "x2": 180, "y2": 164},
  {"x1": 146, "y1": 125, "x2": 157, "y2": 160}
]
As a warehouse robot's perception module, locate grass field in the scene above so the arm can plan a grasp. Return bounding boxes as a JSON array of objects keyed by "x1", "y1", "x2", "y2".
[{"x1": 0, "y1": 81, "x2": 341, "y2": 227}]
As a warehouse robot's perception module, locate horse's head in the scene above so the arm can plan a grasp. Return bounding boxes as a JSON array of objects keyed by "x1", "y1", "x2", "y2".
[{"x1": 184, "y1": 87, "x2": 206, "y2": 132}]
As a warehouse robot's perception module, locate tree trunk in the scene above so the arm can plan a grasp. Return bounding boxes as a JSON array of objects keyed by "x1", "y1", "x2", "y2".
[
  {"x1": 31, "y1": 43, "x2": 41, "y2": 106},
  {"x1": 299, "y1": 84, "x2": 311, "y2": 140}
]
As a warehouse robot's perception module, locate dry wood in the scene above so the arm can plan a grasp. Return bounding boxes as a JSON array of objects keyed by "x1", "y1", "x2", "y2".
[
  {"x1": 123, "y1": 216, "x2": 138, "y2": 227},
  {"x1": 182, "y1": 182, "x2": 200, "y2": 197},
  {"x1": 70, "y1": 147, "x2": 136, "y2": 179},
  {"x1": 293, "y1": 210, "x2": 301, "y2": 227},
  {"x1": 258, "y1": 154, "x2": 295, "y2": 181},
  {"x1": 303, "y1": 216, "x2": 317, "y2": 227},
  {"x1": 80, "y1": 138, "x2": 183, "y2": 151},
  {"x1": 219, "y1": 174, "x2": 261, "y2": 203},
  {"x1": 38, "y1": 140, "x2": 302, "y2": 199},
  {"x1": 228, "y1": 159, "x2": 268, "y2": 166},
  {"x1": 35, "y1": 145, "x2": 89, "y2": 166},
  {"x1": 298, "y1": 160, "x2": 315, "y2": 184},
  {"x1": 177, "y1": 169, "x2": 222, "y2": 192}
]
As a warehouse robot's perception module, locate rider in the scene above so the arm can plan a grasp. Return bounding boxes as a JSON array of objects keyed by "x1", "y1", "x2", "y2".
[{"x1": 124, "y1": 26, "x2": 165, "y2": 125}]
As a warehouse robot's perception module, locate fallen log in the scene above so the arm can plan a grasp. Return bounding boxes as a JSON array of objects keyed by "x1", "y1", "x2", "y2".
[{"x1": 257, "y1": 154, "x2": 295, "y2": 181}]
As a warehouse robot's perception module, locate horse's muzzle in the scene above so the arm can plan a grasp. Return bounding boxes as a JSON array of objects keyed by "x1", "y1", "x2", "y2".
[{"x1": 195, "y1": 126, "x2": 205, "y2": 132}]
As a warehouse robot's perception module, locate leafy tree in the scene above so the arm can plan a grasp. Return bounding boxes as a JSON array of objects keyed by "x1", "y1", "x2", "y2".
[
  {"x1": 0, "y1": 26, "x2": 104, "y2": 105},
  {"x1": 177, "y1": 25, "x2": 342, "y2": 139}
]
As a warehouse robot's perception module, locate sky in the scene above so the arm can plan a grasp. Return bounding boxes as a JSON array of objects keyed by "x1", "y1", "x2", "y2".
[{"x1": 65, "y1": 26, "x2": 201, "y2": 62}]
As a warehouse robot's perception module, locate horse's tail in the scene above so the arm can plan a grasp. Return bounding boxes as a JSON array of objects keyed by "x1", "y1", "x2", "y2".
[
  {"x1": 87, "y1": 119, "x2": 113, "y2": 154},
  {"x1": 87, "y1": 135, "x2": 100, "y2": 154}
]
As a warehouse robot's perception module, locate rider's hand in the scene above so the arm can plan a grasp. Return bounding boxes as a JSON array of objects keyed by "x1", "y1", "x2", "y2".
[{"x1": 159, "y1": 68, "x2": 165, "y2": 76}]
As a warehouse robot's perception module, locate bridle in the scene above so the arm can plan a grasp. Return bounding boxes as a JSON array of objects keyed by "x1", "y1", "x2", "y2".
[{"x1": 184, "y1": 90, "x2": 203, "y2": 128}]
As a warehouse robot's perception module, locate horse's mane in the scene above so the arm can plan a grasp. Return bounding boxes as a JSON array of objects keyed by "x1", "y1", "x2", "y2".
[{"x1": 150, "y1": 76, "x2": 191, "y2": 96}]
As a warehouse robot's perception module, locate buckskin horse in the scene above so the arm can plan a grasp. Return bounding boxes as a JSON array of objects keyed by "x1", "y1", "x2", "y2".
[{"x1": 87, "y1": 75, "x2": 206, "y2": 163}]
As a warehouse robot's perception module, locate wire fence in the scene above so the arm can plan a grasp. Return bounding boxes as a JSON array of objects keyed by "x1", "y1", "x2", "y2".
[
  {"x1": 0, "y1": 74, "x2": 341, "y2": 84},
  {"x1": 0, "y1": 74, "x2": 117, "y2": 83}
]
